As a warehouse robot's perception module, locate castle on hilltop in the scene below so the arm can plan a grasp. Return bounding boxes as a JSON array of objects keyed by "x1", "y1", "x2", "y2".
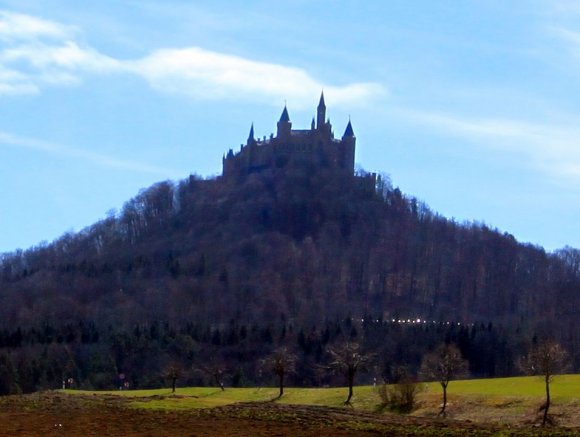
[{"x1": 222, "y1": 93, "x2": 356, "y2": 178}]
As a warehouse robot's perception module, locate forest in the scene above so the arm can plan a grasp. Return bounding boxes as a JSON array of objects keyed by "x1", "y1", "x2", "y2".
[{"x1": 0, "y1": 166, "x2": 578, "y2": 393}]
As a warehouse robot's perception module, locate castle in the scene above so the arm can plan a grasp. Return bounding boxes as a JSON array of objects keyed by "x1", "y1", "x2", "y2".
[{"x1": 222, "y1": 93, "x2": 356, "y2": 178}]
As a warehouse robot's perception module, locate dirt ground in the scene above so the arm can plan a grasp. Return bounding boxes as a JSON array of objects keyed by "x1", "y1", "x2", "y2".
[{"x1": 0, "y1": 392, "x2": 578, "y2": 437}]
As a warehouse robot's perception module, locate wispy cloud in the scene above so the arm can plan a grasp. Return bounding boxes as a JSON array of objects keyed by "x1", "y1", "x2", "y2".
[
  {"x1": 400, "y1": 109, "x2": 580, "y2": 183},
  {"x1": 0, "y1": 10, "x2": 74, "y2": 40},
  {"x1": 0, "y1": 10, "x2": 117, "y2": 94},
  {"x1": 0, "y1": 9, "x2": 385, "y2": 106},
  {"x1": 1, "y1": 41, "x2": 120, "y2": 72},
  {"x1": 0, "y1": 131, "x2": 174, "y2": 175},
  {"x1": 0, "y1": 39, "x2": 121, "y2": 94}
]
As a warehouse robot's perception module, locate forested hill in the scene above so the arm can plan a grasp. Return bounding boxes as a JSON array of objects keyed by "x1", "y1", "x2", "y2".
[
  {"x1": 0, "y1": 167, "x2": 579, "y2": 391},
  {"x1": 1, "y1": 167, "x2": 578, "y2": 331}
]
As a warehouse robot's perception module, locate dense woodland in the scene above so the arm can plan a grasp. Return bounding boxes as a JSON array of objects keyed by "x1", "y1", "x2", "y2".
[{"x1": 0, "y1": 166, "x2": 578, "y2": 393}]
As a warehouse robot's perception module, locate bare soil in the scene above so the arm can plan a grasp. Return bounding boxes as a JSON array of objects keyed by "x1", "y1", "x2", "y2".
[{"x1": 0, "y1": 392, "x2": 578, "y2": 436}]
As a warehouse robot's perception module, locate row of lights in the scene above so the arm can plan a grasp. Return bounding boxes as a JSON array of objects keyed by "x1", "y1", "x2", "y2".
[{"x1": 357, "y1": 317, "x2": 466, "y2": 326}]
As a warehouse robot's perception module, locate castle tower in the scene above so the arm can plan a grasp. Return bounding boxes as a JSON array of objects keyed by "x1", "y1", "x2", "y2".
[
  {"x1": 341, "y1": 119, "x2": 356, "y2": 171},
  {"x1": 277, "y1": 105, "x2": 292, "y2": 139}
]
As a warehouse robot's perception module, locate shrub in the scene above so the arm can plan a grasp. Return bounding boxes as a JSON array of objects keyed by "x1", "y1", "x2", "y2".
[{"x1": 376, "y1": 367, "x2": 424, "y2": 413}]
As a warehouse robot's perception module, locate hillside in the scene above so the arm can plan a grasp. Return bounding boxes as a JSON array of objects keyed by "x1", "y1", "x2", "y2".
[{"x1": 0, "y1": 166, "x2": 578, "y2": 392}]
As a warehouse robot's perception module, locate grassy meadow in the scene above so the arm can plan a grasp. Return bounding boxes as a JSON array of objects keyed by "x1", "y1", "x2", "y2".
[{"x1": 64, "y1": 374, "x2": 580, "y2": 426}]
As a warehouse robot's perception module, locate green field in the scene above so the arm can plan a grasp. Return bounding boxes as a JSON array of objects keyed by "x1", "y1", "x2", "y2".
[
  {"x1": 428, "y1": 374, "x2": 579, "y2": 399},
  {"x1": 65, "y1": 374, "x2": 580, "y2": 416}
]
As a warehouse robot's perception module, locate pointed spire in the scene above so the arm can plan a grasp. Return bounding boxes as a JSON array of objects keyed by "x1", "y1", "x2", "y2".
[
  {"x1": 311, "y1": 117, "x2": 315, "y2": 130},
  {"x1": 279, "y1": 105, "x2": 290, "y2": 122},
  {"x1": 343, "y1": 119, "x2": 355, "y2": 138},
  {"x1": 316, "y1": 91, "x2": 326, "y2": 130},
  {"x1": 318, "y1": 91, "x2": 326, "y2": 109},
  {"x1": 247, "y1": 123, "x2": 255, "y2": 143},
  {"x1": 277, "y1": 103, "x2": 292, "y2": 138}
]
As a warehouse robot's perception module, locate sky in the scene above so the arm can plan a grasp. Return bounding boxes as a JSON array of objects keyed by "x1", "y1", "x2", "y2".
[{"x1": 1, "y1": 0, "x2": 580, "y2": 253}]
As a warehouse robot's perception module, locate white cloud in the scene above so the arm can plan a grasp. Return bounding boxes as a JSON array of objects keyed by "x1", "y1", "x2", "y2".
[
  {"x1": 400, "y1": 109, "x2": 580, "y2": 183},
  {"x1": 0, "y1": 131, "x2": 174, "y2": 175},
  {"x1": 0, "y1": 10, "x2": 385, "y2": 105},
  {"x1": 128, "y1": 47, "x2": 385, "y2": 107},
  {"x1": 0, "y1": 41, "x2": 122, "y2": 97},
  {"x1": 0, "y1": 10, "x2": 74, "y2": 40},
  {"x1": 1, "y1": 41, "x2": 120, "y2": 72},
  {"x1": 0, "y1": 18, "x2": 120, "y2": 94},
  {"x1": 0, "y1": 65, "x2": 37, "y2": 94}
]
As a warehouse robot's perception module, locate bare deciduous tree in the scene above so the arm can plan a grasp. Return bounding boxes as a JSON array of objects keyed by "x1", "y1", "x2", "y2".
[
  {"x1": 163, "y1": 363, "x2": 182, "y2": 393},
  {"x1": 520, "y1": 340, "x2": 569, "y2": 426},
  {"x1": 194, "y1": 359, "x2": 227, "y2": 391},
  {"x1": 260, "y1": 347, "x2": 297, "y2": 399},
  {"x1": 420, "y1": 343, "x2": 468, "y2": 417},
  {"x1": 327, "y1": 342, "x2": 374, "y2": 405}
]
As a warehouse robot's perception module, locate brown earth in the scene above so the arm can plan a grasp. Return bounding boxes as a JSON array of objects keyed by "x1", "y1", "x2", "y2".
[{"x1": 0, "y1": 392, "x2": 578, "y2": 437}]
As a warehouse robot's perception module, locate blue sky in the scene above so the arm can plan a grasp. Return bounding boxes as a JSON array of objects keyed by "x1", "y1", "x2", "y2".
[{"x1": 1, "y1": 0, "x2": 580, "y2": 253}]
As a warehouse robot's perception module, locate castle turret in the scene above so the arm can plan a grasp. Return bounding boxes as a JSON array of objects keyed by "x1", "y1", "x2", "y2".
[
  {"x1": 247, "y1": 123, "x2": 256, "y2": 145},
  {"x1": 341, "y1": 119, "x2": 356, "y2": 171},
  {"x1": 277, "y1": 105, "x2": 292, "y2": 139},
  {"x1": 316, "y1": 92, "x2": 326, "y2": 130},
  {"x1": 343, "y1": 119, "x2": 354, "y2": 138}
]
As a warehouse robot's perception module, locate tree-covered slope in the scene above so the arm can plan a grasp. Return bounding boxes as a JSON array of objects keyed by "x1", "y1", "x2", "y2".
[
  {"x1": 1, "y1": 168, "x2": 577, "y2": 329},
  {"x1": 0, "y1": 167, "x2": 578, "y2": 392}
]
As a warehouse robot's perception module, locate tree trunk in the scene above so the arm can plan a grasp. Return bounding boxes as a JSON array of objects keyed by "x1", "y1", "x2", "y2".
[
  {"x1": 345, "y1": 372, "x2": 354, "y2": 404},
  {"x1": 278, "y1": 371, "x2": 284, "y2": 399},
  {"x1": 439, "y1": 382, "x2": 448, "y2": 417},
  {"x1": 215, "y1": 374, "x2": 225, "y2": 391},
  {"x1": 543, "y1": 375, "x2": 550, "y2": 426},
  {"x1": 171, "y1": 376, "x2": 176, "y2": 393}
]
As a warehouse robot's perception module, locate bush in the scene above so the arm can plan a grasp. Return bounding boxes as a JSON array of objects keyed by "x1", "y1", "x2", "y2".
[{"x1": 376, "y1": 367, "x2": 424, "y2": 413}]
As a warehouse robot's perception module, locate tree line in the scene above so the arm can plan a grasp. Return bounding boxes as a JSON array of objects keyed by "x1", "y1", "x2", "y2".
[{"x1": 0, "y1": 315, "x2": 557, "y2": 395}]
